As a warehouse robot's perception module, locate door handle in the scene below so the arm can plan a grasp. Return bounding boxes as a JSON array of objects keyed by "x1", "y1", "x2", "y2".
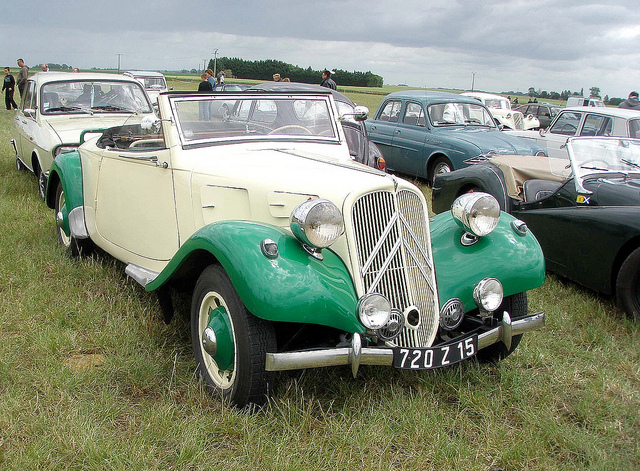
[{"x1": 118, "y1": 154, "x2": 168, "y2": 168}]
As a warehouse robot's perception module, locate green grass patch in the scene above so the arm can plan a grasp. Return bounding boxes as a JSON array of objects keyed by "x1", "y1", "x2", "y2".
[{"x1": 0, "y1": 91, "x2": 639, "y2": 470}]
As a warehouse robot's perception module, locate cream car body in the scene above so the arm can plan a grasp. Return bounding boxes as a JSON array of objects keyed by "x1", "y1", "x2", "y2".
[
  {"x1": 462, "y1": 91, "x2": 539, "y2": 130},
  {"x1": 47, "y1": 90, "x2": 546, "y2": 407}
]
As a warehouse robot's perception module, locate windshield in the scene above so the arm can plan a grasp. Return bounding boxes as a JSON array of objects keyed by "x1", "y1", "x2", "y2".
[
  {"x1": 485, "y1": 98, "x2": 510, "y2": 110},
  {"x1": 136, "y1": 76, "x2": 167, "y2": 90},
  {"x1": 40, "y1": 80, "x2": 152, "y2": 114},
  {"x1": 170, "y1": 95, "x2": 339, "y2": 145},
  {"x1": 568, "y1": 137, "x2": 640, "y2": 183},
  {"x1": 428, "y1": 102, "x2": 495, "y2": 127}
]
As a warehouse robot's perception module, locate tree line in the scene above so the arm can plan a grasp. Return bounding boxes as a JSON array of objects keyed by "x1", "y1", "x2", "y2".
[{"x1": 207, "y1": 57, "x2": 384, "y2": 87}]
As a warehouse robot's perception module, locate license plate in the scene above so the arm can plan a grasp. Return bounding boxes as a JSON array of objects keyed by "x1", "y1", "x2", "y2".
[{"x1": 393, "y1": 334, "x2": 478, "y2": 370}]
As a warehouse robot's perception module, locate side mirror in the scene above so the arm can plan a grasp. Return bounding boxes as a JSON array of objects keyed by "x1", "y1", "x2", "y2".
[
  {"x1": 23, "y1": 108, "x2": 36, "y2": 119},
  {"x1": 539, "y1": 128, "x2": 546, "y2": 136},
  {"x1": 341, "y1": 105, "x2": 369, "y2": 122}
]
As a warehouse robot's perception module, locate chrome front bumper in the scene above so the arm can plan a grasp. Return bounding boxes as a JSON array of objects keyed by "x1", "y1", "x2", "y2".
[{"x1": 265, "y1": 311, "x2": 545, "y2": 377}]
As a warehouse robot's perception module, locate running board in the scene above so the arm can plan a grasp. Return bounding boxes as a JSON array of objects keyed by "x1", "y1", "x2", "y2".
[{"x1": 125, "y1": 264, "x2": 159, "y2": 287}]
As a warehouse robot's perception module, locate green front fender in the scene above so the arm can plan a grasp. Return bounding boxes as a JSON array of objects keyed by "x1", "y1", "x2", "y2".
[
  {"x1": 45, "y1": 150, "x2": 84, "y2": 236},
  {"x1": 430, "y1": 211, "x2": 546, "y2": 310},
  {"x1": 147, "y1": 221, "x2": 364, "y2": 334}
]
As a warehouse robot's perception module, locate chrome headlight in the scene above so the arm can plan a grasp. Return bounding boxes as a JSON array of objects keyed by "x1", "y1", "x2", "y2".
[
  {"x1": 451, "y1": 192, "x2": 500, "y2": 237},
  {"x1": 290, "y1": 199, "x2": 343, "y2": 248},
  {"x1": 473, "y1": 278, "x2": 503, "y2": 313},
  {"x1": 54, "y1": 145, "x2": 79, "y2": 157},
  {"x1": 357, "y1": 293, "x2": 391, "y2": 330}
]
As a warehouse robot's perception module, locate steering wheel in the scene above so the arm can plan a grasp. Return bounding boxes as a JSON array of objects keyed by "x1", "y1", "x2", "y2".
[
  {"x1": 560, "y1": 123, "x2": 577, "y2": 133},
  {"x1": 268, "y1": 125, "x2": 312, "y2": 135}
]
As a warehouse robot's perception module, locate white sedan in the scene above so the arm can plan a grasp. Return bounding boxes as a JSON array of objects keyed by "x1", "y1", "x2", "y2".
[
  {"x1": 12, "y1": 72, "x2": 153, "y2": 198},
  {"x1": 509, "y1": 106, "x2": 640, "y2": 158}
]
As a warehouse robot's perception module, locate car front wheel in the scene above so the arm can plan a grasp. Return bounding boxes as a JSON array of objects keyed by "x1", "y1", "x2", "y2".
[
  {"x1": 55, "y1": 181, "x2": 92, "y2": 257},
  {"x1": 475, "y1": 292, "x2": 526, "y2": 363},
  {"x1": 616, "y1": 248, "x2": 640, "y2": 320},
  {"x1": 191, "y1": 264, "x2": 276, "y2": 408},
  {"x1": 429, "y1": 156, "x2": 452, "y2": 186}
]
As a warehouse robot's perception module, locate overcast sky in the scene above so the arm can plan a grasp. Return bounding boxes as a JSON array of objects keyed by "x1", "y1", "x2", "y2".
[{"x1": 2, "y1": 0, "x2": 639, "y2": 98}]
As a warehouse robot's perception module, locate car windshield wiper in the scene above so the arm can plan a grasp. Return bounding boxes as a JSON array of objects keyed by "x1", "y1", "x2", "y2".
[
  {"x1": 621, "y1": 158, "x2": 640, "y2": 170},
  {"x1": 91, "y1": 105, "x2": 137, "y2": 112},
  {"x1": 46, "y1": 106, "x2": 93, "y2": 114},
  {"x1": 45, "y1": 105, "x2": 84, "y2": 112},
  {"x1": 580, "y1": 165, "x2": 610, "y2": 172}
]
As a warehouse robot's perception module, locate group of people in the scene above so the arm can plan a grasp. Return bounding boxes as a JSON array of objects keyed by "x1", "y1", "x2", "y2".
[
  {"x1": 271, "y1": 69, "x2": 337, "y2": 90},
  {"x1": 198, "y1": 68, "x2": 226, "y2": 92},
  {"x1": 1, "y1": 58, "x2": 81, "y2": 110},
  {"x1": 1, "y1": 59, "x2": 28, "y2": 110}
]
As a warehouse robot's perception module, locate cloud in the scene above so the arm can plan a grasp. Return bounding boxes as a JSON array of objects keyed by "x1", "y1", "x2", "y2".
[{"x1": 1, "y1": 0, "x2": 639, "y2": 97}]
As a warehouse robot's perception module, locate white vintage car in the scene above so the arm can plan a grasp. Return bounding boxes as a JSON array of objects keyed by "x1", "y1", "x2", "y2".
[
  {"x1": 46, "y1": 89, "x2": 546, "y2": 407},
  {"x1": 509, "y1": 106, "x2": 640, "y2": 158},
  {"x1": 463, "y1": 92, "x2": 540, "y2": 130},
  {"x1": 123, "y1": 70, "x2": 171, "y2": 104},
  {"x1": 11, "y1": 72, "x2": 153, "y2": 198}
]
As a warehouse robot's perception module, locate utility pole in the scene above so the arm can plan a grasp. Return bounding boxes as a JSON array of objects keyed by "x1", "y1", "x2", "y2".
[
  {"x1": 213, "y1": 49, "x2": 218, "y2": 77},
  {"x1": 116, "y1": 53, "x2": 122, "y2": 73},
  {"x1": 203, "y1": 59, "x2": 207, "y2": 72},
  {"x1": 471, "y1": 72, "x2": 476, "y2": 91}
]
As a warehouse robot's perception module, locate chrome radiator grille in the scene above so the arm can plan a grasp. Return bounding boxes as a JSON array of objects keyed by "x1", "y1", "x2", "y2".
[
  {"x1": 350, "y1": 189, "x2": 439, "y2": 348},
  {"x1": 513, "y1": 112, "x2": 524, "y2": 130}
]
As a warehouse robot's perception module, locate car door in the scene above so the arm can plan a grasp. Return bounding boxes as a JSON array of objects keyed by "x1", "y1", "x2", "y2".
[
  {"x1": 14, "y1": 80, "x2": 37, "y2": 170},
  {"x1": 367, "y1": 100, "x2": 403, "y2": 166},
  {"x1": 390, "y1": 101, "x2": 429, "y2": 176},
  {"x1": 543, "y1": 111, "x2": 584, "y2": 158},
  {"x1": 91, "y1": 140, "x2": 179, "y2": 261},
  {"x1": 513, "y1": 180, "x2": 579, "y2": 276}
]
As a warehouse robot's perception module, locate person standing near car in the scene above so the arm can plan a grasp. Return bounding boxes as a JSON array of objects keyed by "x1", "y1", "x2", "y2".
[
  {"x1": 320, "y1": 69, "x2": 337, "y2": 90},
  {"x1": 41, "y1": 63, "x2": 49, "y2": 72},
  {"x1": 2, "y1": 67, "x2": 18, "y2": 110},
  {"x1": 16, "y1": 58, "x2": 28, "y2": 97},
  {"x1": 198, "y1": 73, "x2": 213, "y2": 120},
  {"x1": 205, "y1": 68, "x2": 216, "y2": 90},
  {"x1": 619, "y1": 91, "x2": 640, "y2": 109}
]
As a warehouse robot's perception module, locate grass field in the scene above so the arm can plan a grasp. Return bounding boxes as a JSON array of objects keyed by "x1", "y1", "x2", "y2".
[{"x1": 0, "y1": 81, "x2": 639, "y2": 470}]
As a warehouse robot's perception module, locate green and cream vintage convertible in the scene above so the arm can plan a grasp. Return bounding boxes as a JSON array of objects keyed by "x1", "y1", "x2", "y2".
[{"x1": 46, "y1": 89, "x2": 546, "y2": 407}]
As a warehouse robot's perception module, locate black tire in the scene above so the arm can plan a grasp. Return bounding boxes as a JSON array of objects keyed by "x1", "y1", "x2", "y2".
[
  {"x1": 475, "y1": 292, "x2": 526, "y2": 363},
  {"x1": 54, "y1": 181, "x2": 93, "y2": 257},
  {"x1": 191, "y1": 264, "x2": 276, "y2": 407},
  {"x1": 35, "y1": 163, "x2": 46, "y2": 200},
  {"x1": 429, "y1": 156, "x2": 452, "y2": 186},
  {"x1": 616, "y1": 248, "x2": 640, "y2": 320}
]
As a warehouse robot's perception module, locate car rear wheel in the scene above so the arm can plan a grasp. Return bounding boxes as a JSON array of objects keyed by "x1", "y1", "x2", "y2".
[
  {"x1": 55, "y1": 181, "x2": 93, "y2": 257},
  {"x1": 191, "y1": 264, "x2": 276, "y2": 408},
  {"x1": 616, "y1": 248, "x2": 640, "y2": 321},
  {"x1": 429, "y1": 156, "x2": 452, "y2": 186},
  {"x1": 475, "y1": 292, "x2": 526, "y2": 363}
]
